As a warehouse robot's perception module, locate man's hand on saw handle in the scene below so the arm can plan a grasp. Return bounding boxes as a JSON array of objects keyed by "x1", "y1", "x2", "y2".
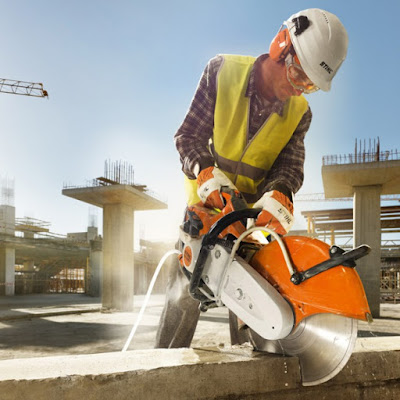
[
  {"x1": 196, "y1": 167, "x2": 294, "y2": 235},
  {"x1": 196, "y1": 166, "x2": 238, "y2": 209},
  {"x1": 253, "y1": 190, "x2": 294, "y2": 235}
]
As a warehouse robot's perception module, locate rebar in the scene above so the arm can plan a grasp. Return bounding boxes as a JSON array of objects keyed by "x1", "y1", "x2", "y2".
[
  {"x1": 104, "y1": 159, "x2": 135, "y2": 185},
  {"x1": 323, "y1": 137, "x2": 398, "y2": 166}
]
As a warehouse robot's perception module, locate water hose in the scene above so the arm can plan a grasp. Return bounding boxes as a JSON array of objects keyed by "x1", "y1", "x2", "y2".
[
  {"x1": 230, "y1": 226, "x2": 294, "y2": 275},
  {"x1": 214, "y1": 226, "x2": 294, "y2": 305},
  {"x1": 122, "y1": 249, "x2": 180, "y2": 352}
]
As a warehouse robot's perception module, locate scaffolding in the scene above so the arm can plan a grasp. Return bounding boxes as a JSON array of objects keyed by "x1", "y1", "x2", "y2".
[
  {"x1": 15, "y1": 217, "x2": 50, "y2": 234},
  {"x1": 49, "y1": 268, "x2": 85, "y2": 293}
]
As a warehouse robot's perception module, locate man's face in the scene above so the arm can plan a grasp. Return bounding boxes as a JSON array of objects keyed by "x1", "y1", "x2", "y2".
[
  {"x1": 285, "y1": 54, "x2": 318, "y2": 94},
  {"x1": 272, "y1": 61, "x2": 304, "y2": 101}
]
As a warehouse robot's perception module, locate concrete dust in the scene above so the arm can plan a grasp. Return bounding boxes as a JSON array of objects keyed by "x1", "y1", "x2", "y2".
[
  {"x1": 0, "y1": 294, "x2": 231, "y2": 360},
  {"x1": 0, "y1": 293, "x2": 400, "y2": 361}
]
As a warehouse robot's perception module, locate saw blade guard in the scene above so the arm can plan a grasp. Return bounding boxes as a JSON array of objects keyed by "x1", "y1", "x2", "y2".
[{"x1": 250, "y1": 236, "x2": 371, "y2": 326}]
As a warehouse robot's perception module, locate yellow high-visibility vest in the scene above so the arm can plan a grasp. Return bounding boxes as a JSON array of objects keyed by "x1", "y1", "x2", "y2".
[{"x1": 185, "y1": 54, "x2": 308, "y2": 205}]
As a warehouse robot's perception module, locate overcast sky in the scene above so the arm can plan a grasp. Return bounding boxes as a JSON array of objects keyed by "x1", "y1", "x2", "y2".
[{"x1": 0, "y1": 0, "x2": 399, "y2": 242}]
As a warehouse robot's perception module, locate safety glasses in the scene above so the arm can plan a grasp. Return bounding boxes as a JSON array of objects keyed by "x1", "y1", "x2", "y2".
[{"x1": 285, "y1": 53, "x2": 319, "y2": 94}]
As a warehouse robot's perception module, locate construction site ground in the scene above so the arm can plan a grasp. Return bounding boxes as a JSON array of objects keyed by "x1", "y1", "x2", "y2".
[{"x1": 1, "y1": 293, "x2": 400, "y2": 360}]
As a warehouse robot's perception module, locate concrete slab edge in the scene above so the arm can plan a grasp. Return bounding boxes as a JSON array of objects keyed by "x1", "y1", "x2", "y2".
[
  {"x1": 0, "y1": 345, "x2": 399, "y2": 399},
  {"x1": 0, "y1": 307, "x2": 102, "y2": 321}
]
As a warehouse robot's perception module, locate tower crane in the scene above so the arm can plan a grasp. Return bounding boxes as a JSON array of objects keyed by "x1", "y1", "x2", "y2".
[{"x1": 0, "y1": 78, "x2": 48, "y2": 98}]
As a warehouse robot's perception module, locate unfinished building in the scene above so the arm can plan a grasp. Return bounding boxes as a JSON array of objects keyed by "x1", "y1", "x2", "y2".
[{"x1": 0, "y1": 164, "x2": 170, "y2": 304}]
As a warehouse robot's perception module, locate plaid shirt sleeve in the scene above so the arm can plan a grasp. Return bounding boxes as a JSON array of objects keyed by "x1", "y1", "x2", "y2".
[
  {"x1": 174, "y1": 56, "x2": 223, "y2": 179},
  {"x1": 263, "y1": 106, "x2": 312, "y2": 195}
]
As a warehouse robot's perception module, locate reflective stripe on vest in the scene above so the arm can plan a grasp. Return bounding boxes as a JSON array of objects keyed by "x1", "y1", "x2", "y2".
[{"x1": 185, "y1": 54, "x2": 308, "y2": 205}]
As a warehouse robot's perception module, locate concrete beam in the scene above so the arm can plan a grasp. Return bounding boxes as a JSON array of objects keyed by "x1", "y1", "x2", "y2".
[
  {"x1": 322, "y1": 160, "x2": 400, "y2": 198},
  {"x1": 62, "y1": 185, "x2": 167, "y2": 211},
  {"x1": 1, "y1": 342, "x2": 400, "y2": 399}
]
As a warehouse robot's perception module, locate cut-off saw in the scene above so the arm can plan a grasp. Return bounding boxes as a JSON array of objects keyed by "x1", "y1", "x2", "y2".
[{"x1": 177, "y1": 189, "x2": 371, "y2": 386}]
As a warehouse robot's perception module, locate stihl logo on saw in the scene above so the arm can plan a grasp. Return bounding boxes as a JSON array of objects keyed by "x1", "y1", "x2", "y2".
[{"x1": 183, "y1": 246, "x2": 192, "y2": 267}]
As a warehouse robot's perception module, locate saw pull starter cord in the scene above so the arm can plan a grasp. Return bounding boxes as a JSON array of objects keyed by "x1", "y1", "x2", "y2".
[{"x1": 122, "y1": 249, "x2": 180, "y2": 352}]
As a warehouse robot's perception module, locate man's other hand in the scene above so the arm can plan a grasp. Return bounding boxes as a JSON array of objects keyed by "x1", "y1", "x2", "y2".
[{"x1": 254, "y1": 190, "x2": 294, "y2": 235}]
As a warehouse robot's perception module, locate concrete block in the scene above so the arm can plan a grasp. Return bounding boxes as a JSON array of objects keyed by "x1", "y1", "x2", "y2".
[
  {"x1": 329, "y1": 350, "x2": 400, "y2": 385},
  {"x1": 1, "y1": 343, "x2": 400, "y2": 399},
  {"x1": 0, "y1": 346, "x2": 300, "y2": 400}
]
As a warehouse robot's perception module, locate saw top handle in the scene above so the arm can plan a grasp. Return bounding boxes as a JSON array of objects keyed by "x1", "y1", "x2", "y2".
[
  {"x1": 205, "y1": 186, "x2": 263, "y2": 245},
  {"x1": 189, "y1": 207, "x2": 261, "y2": 303},
  {"x1": 188, "y1": 187, "x2": 262, "y2": 304},
  {"x1": 202, "y1": 207, "x2": 262, "y2": 247}
]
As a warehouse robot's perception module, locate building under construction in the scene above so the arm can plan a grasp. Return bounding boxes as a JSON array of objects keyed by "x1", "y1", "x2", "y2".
[
  {"x1": 1, "y1": 149, "x2": 400, "y2": 312},
  {"x1": 0, "y1": 162, "x2": 170, "y2": 304}
]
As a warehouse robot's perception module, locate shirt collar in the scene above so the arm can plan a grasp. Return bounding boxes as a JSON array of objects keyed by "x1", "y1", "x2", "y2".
[{"x1": 246, "y1": 54, "x2": 286, "y2": 117}]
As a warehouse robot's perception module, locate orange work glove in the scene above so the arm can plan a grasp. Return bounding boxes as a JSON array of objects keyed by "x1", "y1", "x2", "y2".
[
  {"x1": 253, "y1": 190, "x2": 294, "y2": 235},
  {"x1": 196, "y1": 166, "x2": 238, "y2": 209}
]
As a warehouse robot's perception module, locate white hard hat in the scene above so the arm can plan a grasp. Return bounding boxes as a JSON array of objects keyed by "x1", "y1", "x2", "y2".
[{"x1": 285, "y1": 9, "x2": 349, "y2": 91}]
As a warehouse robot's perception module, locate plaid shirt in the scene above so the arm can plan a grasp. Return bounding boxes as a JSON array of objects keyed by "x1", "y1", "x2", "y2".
[{"x1": 174, "y1": 54, "x2": 312, "y2": 196}]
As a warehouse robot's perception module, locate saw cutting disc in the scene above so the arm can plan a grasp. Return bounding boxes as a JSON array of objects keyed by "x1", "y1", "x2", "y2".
[{"x1": 248, "y1": 313, "x2": 358, "y2": 386}]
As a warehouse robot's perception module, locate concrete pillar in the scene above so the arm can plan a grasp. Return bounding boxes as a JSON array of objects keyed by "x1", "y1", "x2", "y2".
[
  {"x1": 87, "y1": 226, "x2": 98, "y2": 242},
  {"x1": 0, "y1": 205, "x2": 15, "y2": 235},
  {"x1": 102, "y1": 203, "x2": 134, "y2": 311},
  {"x1": 88, "y1": 239, "x2": 103, "y2": 297},
  {"x1": 0, "y1": 205, "x2": 15, "y2": 296},
  {"x1": 353, "y1": 185, "x2": 382, "y2": 317},
  {"x1": 0, "y1": 247, "x2": 15, "y2": 296}
]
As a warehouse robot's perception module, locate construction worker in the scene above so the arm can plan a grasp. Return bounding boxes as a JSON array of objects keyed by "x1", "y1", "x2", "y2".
[{"x1": 155, "y1": 8, "x2": 348, "y2": 348}]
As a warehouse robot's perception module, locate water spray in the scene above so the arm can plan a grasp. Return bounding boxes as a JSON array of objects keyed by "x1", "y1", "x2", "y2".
[{"x1": 122, "y1": 249, "x2": 180, "y2": 352}]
